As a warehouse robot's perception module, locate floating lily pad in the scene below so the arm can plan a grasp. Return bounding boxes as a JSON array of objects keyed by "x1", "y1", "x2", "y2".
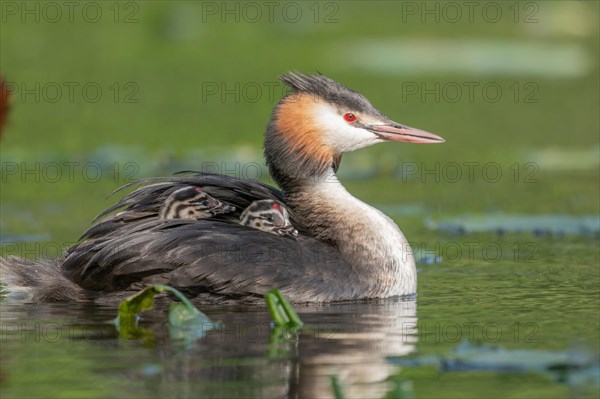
[
  {"x1": 338, "y1": 39, "x2": 592, "y2": 78},
  {"x1": 389, "y1": 341, "x2": 600, "y2": 388},
  {"x1": 427, "y1": 214, "x2": 599, "y2": 237},
  {"x1": 413, "y1": 248, "x2": 443, "y2": 265}
]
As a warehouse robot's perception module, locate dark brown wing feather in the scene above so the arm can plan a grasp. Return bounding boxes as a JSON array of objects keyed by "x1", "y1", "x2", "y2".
[
  {"x1": 62, "y1": 172, "x2": 362, "y2": 303},
  {"x1": 63, "y1": 219, "x2": 364, "y2": 303},
  {"x1": 97, "y1": 172, "x2": 286, "y2": 219},
  {"x1": 82, "y1": 172, "x2": 308, "y2": 241}
]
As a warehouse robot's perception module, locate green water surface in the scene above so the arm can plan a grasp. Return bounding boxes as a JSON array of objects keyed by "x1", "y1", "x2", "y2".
[{"x1": 1, "y1": 1, "x2": 599, "y2": 398}]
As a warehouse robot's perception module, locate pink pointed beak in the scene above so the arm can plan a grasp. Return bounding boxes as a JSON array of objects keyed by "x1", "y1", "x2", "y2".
[{"x1": 368, "y1": 123, "x2": 445, "y2": 144}]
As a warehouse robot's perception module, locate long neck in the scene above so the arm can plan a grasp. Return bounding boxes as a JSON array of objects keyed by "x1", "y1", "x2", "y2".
[
  {"x1": 264, "y1": 96, "x2": 416, "y2": 296},
  {"x1": 271, "y1": 165, "x2": 416, "y2": 297}
]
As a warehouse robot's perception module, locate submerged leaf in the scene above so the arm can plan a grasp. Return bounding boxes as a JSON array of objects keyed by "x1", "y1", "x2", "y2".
[{"x1": 168, "y1": 302, "x2": 201, "y2": 326}]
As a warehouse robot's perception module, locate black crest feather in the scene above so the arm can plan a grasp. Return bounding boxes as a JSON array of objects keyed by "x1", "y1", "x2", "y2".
[{"x1": 279, "y1": 72, "x2": 383, "y2": 116}]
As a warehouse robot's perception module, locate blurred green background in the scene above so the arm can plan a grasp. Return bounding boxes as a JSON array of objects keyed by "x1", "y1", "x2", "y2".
[
  {"x1": 1, "y1": 1, "x2": 598, "y2": 246},
  {"x1": 1, "y1": 2, "x2": 599, "y2": 399}
]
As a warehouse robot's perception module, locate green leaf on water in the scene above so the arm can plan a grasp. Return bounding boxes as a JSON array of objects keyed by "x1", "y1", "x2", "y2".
[
  {"x1": 117, "y1": 285, "x2": 166, "y2": 337},
  {"x1": 118, "y1": 285, "x2": 165, "y2": 314},
  {"x1": 265, "y1": 288, "x2": 303, "y2": 328},
  {"x1": 331, "y1": 375, "x2": 346, "y2": 399},
  {"x1": 265, "y1": 289, "x2": 303, "y2": 350},
  {"x1": 116, "y1": 284, "x2": 217, "y2": 341}
]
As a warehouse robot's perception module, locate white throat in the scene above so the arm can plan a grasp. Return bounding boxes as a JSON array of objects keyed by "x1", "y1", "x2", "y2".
[{"x1": 292, "y1": 169, "x2": 417, "y2": 297}]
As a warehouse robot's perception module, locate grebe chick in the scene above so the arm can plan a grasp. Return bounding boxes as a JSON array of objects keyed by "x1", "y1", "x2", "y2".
[
  {"x1": 159, "y1": 186, "x2": 235, "y2": 220},
  {"x1": 240, "y1": 200, "x2": 298, "y2": 237}
]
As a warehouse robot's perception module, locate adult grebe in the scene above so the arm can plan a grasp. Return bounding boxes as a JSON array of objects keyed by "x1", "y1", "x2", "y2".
[{"x1": 1, "y1": 73, "x2": 444, "y2": 304}]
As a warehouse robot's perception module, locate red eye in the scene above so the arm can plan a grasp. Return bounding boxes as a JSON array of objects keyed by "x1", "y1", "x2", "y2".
[{"x1": 343, "y1": 113, "x2": 357, "y2": 123}]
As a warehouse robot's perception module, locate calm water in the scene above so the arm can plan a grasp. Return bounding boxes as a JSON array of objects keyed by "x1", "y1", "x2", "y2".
[
  {"x1": 1, "y1": 1, "x2": 598, "y2": 396},
  {"x1": 1, "y1": 233, "x2": 598, "y2": 399}
]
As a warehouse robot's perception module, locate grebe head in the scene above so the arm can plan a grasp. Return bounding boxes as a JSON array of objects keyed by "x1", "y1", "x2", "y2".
[
  {"x1": 159, "y1": 186, "x2": 235, "y2": 220},
  {"x1": 239, "y1": 200, "x2": 298, "y2": 237},
  {"x1": 265, "y1": 72, "x2": 445, "y2": 184}
]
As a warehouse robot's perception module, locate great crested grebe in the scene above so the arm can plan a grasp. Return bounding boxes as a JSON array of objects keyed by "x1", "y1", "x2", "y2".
[
  {"x1": 159, "y1": 187, "x2": 296, "y2": 236},
  {"x1": 159, "y1": 186, "x2": 235, "y2": 220},
  {"x1": 240, "y1": 200, "x2": 298, "y2": 237},
  {"x1": 0, "y1": 73, "x2": 444, "y2": 304}
]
